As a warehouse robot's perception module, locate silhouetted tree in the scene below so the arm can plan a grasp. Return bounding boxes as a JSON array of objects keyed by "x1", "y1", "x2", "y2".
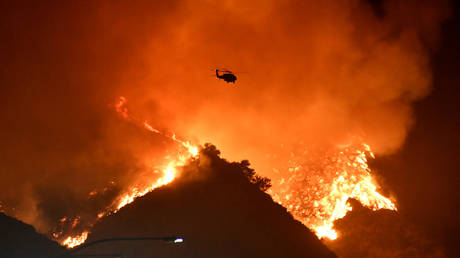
[
  {"x1": 201, "y1": 143, "x2": 221, "y2": 158},
  {"x1": 200, "y1": 144, "x2": 271, "y2": 192},
  {"x1": 236, "y1": 159, "x2": 271, "y2": 192}
]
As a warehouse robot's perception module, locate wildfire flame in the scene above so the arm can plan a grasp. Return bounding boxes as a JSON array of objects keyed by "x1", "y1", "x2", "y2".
[
  {"x1": 61, "y1": 231, "x2": 89, "y2": 248},
  {"x1": 270, "y1": 142, "x2": 396, "y2": 240},
  {"x1": 57, "y1": 96, "x2": 199, "y2": 248},
  {"x1": 57, "y1": 97, "x2": 395, "y2": 247},
  {"x1": 109, "y1": 97, "x2": 199, "y2": 213}
]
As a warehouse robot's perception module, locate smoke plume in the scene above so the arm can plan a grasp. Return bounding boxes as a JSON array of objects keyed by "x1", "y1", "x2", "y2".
[
  {"x1": 110, "y1": 0, "x2": 450, "y2": 174},
  {"x1": 0, "y1": 0, "x2": 449, "y2": 249}
]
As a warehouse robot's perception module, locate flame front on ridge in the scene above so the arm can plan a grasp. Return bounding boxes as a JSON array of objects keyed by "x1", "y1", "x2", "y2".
[
  {"x1": 269, "y1": 142, "x2": 396, "y2": 240},
  {"x1": 57, "y1": 97, "x2": 395, "y2": 247},
  {"x1": 56, "y1": 97, "x2": 199, "y2": 248},
  {"x1": 61, "y1": 231, "x2": 89, "y2": 249},
  {"x1": 110, "y1": 97, "x2": 199, "y2": 213}
]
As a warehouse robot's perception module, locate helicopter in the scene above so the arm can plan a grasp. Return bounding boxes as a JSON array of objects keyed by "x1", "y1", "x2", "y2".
[{"x1": 215, "y1": 69, "x2": 237, "y2": 83}]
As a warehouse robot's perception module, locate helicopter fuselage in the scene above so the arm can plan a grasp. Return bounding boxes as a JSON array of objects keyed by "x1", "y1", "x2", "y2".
[{"x1": 216, "y1": 69, "x2": 237, "y2": 83}]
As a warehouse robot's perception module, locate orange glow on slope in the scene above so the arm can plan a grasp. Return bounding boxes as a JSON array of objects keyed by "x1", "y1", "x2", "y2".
[
  {"x1": 110, "y1": 96, "x2": 199, "y2": 212},
  {"x1": 58, "y1": 98, "x2": 392, "y2": 246},
  {"x1": 112, "y1": 159, "x2": 187, "y2": 211},
  {"x1": 58, "y1": 97, "x2": 199, "y2": 248},
  {"x1": 269, "y1": 142, "x2": 396, "y2": 240},
  {"x1": 61, "y1": 231, "x2": 89, "y2": 248},
  {"x1": 143, "y1": 120, "x2": 160, "y2": 133}
]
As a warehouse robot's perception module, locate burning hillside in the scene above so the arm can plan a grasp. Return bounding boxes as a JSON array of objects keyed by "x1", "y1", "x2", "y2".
[
  {"x1": 72, "y1": 145, "x2": 337, "y2": 258},
  {"x1": 53, "y1": 97, "x2": 394, "y2": 248},
  {"x1": 0, "y1": 0, "x2": 452, "y2": 257},
  {"x1": 270, "y1": 141, "x2": 396, "y2": 240},
  {"x1": 51, "y1": 97, "x2": 200, "y2": 247}
]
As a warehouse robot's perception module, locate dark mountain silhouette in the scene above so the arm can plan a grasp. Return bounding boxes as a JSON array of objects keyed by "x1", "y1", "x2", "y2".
[
  {"x1": 325, "y1": 199, "x2": 444, "y2": 258},
  {"x1": 0, "y1": 212, "x2": 65, "y2": 258},
  {"x1": 74, "y1": 144, "x2": 337, "y2": 258}
]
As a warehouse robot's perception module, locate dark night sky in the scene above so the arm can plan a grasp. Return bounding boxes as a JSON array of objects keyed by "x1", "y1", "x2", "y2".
[{"x1": 373, "y1": 1, "x2": 460, "y2": 256}]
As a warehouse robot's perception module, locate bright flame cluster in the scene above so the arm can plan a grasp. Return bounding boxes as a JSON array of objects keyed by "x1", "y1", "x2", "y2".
[
  {"x1": 57, "y1": 97, "x2": 394, "y2": 247},
  {"x1": 110, "y1": 97, "x2": 198, "y2": 212},
  {"x1": 270, "y1": 142, "x2": 396, "y2": 240},
  {"x1": 57, "y1": 97, "x2": 199, "y2": 248},
  {"x1": 61, "y1": 231, "x2": 88, "y2": 248}
]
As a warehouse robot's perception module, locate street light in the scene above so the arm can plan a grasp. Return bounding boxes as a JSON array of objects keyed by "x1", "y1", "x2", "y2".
[
  {"x1": 173, "y1": 238, "x2": 184, "y2": 243},
  {"x1": 58, "y1": 236, "x2": 184, "y2": 258}
]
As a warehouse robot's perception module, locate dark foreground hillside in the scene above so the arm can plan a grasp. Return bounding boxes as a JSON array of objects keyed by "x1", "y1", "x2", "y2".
[
  {"x1": 0, "y1": 212, "x2": 65, "y2": 258},
  {"x1": 76, "y1": 145, "x2": 337, "y2": 258},
  {"x1": 325, "y1": 199, "x2": 445, "y2": 258}
]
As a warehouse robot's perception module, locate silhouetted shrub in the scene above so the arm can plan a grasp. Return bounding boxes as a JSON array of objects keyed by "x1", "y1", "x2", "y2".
[{"x1": 200, "y1": 144, "x2": 271, "y2": 192}]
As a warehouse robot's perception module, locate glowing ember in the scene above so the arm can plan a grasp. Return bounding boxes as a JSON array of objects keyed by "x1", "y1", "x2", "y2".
[
  {"x1": 115, "y1": 96, "x2": 129, "y2": 119},
  {"x1": 269, "y1": 142, "x2": 396, "y2": 240},
  {"x1": 143, "y1": 121, "x2": 160, "y2": 133}
]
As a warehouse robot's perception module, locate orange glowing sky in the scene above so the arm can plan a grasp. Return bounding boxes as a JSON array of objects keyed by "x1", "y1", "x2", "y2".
[{"x1": 0, "y1": 0, "x2": 452, "y2": 254}]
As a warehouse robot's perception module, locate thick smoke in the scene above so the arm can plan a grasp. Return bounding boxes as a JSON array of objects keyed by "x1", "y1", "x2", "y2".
[
  {"x1": 0, "y1": 0, "x2": 449, "y2": 247},
  {"x1": 119, "y1": 0, "x2": 450, "y2": 175},
  {"x1": 0, "y1": 1, "x2": 183, "y2": 232}
]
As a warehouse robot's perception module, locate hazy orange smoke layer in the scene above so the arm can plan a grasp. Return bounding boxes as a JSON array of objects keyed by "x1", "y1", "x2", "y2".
[
  {"x1": 50, "y1": 0, "x2": 446, "y2": 247},
  {"x1": 0, "y1": 0, "x2": 449, "y2": 249}
]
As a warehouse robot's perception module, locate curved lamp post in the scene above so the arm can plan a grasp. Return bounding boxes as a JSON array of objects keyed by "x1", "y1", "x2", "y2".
[{"x1": 58, "y1": 236, "x2": 184, "y2": 258}]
